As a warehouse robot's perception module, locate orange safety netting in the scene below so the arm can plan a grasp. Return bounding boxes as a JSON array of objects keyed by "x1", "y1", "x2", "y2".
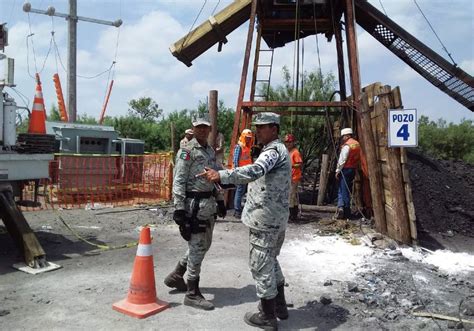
[{"x1": 19, "y1": 153, "x2": 174, "y2": 211}]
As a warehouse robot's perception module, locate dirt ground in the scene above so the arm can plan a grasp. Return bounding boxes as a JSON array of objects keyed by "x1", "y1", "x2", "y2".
[
  {"x1": 407, "y1": 150, "x2": 474, "y2": 253},
  {"x1": 1, "y1": 205, "x2": 473, "y2": 330}
]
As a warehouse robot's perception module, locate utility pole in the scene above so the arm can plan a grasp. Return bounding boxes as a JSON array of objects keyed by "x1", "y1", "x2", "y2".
[{"x1": 23, "y1": 1, "x2": 122, "y2": 123}]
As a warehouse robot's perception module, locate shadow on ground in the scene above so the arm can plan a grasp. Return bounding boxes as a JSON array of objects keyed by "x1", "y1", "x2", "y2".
[
  {"x1": 279, "y1": 301, "x2": 349, "y2": 330},
  {"x1": 0, "y1": 230, "x2": 108, "y2": 275}
]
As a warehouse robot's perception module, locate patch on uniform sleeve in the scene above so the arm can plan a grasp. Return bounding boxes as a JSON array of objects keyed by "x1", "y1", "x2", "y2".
[
  {"x1": 179, "y1": 150, "x2": 191, "y2": 160},
  {"x1": 256, "y1": 149, "x2": 279, "y2": 173}
]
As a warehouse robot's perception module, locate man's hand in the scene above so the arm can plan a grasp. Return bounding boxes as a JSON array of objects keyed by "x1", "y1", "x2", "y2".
[
  {"x1": 335, "y1": 172, "x2": 341, "y2": 180},
  {"x1": 217, "y1": 200, "x2": 227, "y2": 218},
  {"x1": 173, "y1": 209, "x2": 186, "y2": 226},
  {"x1": 196, "y1": 167, "x2": 221, "y2": 182}
]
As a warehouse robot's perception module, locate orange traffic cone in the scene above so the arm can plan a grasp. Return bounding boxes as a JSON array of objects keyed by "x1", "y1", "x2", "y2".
[
  {"x1": 113, "y1": 226, "x2": 169, "y2": 319},
  {"x1": 28, "y1": 73, "x2": 47, "y2": 134}
]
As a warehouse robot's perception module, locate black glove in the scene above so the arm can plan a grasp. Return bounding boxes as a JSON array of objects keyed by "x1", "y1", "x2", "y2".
[
  {"x1": 173, "y1": 210, "x2": 186, "y2": 226},
  {"x1": 173, "y1": 210, "x2": 191, "y2": 241},
  {"x1": 179, "y1": 224, "x2": 191, "y2": 241},
  {"x1": 217, "y1": 201, "x2": 227, "y2": 218}
]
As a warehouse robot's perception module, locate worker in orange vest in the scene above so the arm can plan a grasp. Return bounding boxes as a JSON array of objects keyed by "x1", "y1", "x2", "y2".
[
  {"x1": 232, "y1": 129, "x2": 254, "y2": 218},
  {"x1": 335, "y1": 128, "x2": 361, "y2": 219},
  {"x1": 284, "y1": 133, "x2": 303, "y2": 221}
]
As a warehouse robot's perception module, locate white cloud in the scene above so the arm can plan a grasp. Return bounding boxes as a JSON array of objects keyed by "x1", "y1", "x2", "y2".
[
  {"x1": 459, "y1": 59, "x2": 474, "y2": 76},
  {"x1": 2, "y1": 0, "x2": 472, "y2": 124}
]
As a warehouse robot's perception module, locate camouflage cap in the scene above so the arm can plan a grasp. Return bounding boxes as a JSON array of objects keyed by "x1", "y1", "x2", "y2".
[
  {"x1": 252, "y1": 112, "x2": 280, "y2": 125},
  {"x1": 192, "y1": 113, "x2": 211, "y2": 126}
]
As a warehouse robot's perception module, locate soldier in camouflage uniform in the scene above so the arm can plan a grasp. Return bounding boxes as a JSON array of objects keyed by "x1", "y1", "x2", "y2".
[
  {"x1": 198, "y1": 113, "x2": 290, "y2": 330},
  {"x1": 164, "y1": 113, "x2": 226, "y2": 311}
]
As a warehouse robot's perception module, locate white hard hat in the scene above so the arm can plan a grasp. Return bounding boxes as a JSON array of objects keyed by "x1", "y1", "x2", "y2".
[{"x1": 341, "y1": 128, "x2": 353, "y2": 136}]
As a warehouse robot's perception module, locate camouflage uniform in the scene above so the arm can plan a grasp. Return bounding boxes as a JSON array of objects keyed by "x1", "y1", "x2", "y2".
[
  {"x1": 173, "y1": 137, "x2": 223, "y2": 281},
  {"x1": 218, "y1": 113, "x2": 291, "y2": 299}
]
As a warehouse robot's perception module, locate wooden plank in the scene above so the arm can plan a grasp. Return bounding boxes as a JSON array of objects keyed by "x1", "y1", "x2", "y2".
[
  {"x1": 170, "y1": 0, "x2": 252, "y2": 66},
  {"x1": 360, "y1": 93, "x2": 387, "y2": 234},
  {"x1": 317, "y1": 154, "x2": 330, "y2": 206},
  {"x1": 378, "y1": 146, "x2": 387, "y2": 161},
  {"x1": 380, "y1": 86, "x2": 411, "y2": 244},
  {"x1": 301, "y1": 204, "x2": 338, "y2": 213},
  {"x1": 381, "y1": 163, "x2": 389, "y2": 178},
  {"x1": 385, "y1": 204, "x2": 405, "y2": 242},
  {"x1": 383, "y1": 188, "x2": 393, "y2": 206},
  {"x1": 413, "y1": 312, "x2": 474, "y2": 324},
  {"x1": 401, "y1": 148, "x2": 418, "y2": 241},
  {"x1": 391, "y1": 86, "x2": 403, "y2": 109}
]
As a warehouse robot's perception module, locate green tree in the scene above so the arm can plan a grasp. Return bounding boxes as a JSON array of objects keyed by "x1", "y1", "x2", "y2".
[
  {"x1": 76, "y1": 113, "x2": 98, "y2": 124},
  {"x1": 418, "y1": 115, "x2": 474, "y2": 163},
  {"x1": 128, "y1": 97, "x2": 162, "y2": 121},
  {"x1": 49, "y1": 104, "x2": 62, "y2": 121}
]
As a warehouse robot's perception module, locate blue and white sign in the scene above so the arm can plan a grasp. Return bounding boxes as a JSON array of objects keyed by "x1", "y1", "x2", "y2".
[{"x1": 388, "y1": 109, "x2": 417, "y2": 147}]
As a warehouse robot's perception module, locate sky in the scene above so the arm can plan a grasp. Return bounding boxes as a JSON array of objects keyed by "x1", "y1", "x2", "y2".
[{"x1": 0, "y1": 0, "x2": 473, "y2": 124}]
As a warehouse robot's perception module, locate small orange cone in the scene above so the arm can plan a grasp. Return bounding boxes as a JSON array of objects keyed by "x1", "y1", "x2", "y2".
[
  {"x1": 28, "y1": 73, "x2": 47, "y2": 134},
  {"x1": 112, "y1": 226, "x2": 169, "y2": 319}
]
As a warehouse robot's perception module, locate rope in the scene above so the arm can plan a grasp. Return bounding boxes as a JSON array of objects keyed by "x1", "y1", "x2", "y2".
[
  {"x1": 180, "y1": 0, "x2": 208, "y2": 50},
  {"x1": 56, "y1": 214, "x2": 139, "y2": 251},
  {"x1": 211, "y1": 0, "x2": 221, "y2": 15},
  {"x1": 8, "y1": 86, "x2": 30, "y2": 108},
  {"x1": 313, "y1": 2, "x2": 323, "y2": 77},
  {"x1": 413, "y1": 0, "x2": 457, "y2": 66},
  {"x1": 290, "y1": 0, "x2": 301, "y2": 131},
  {"x1": 378, "y1": 0, "x2": 388, "y2": 16}
]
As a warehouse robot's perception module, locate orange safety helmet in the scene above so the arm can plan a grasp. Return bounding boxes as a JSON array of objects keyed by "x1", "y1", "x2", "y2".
[
  {"x1": 238, "y1": 129, "x2": 254, "y2": 147},
  {"x1": 284, "y1": 133, "x2": 295, "y2": 143}
]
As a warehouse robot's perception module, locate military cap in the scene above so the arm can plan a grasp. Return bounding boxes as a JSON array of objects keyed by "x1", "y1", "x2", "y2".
[
  {"x1": 192, "y1": 113, "x2": 211, "y2": 126},
  {"x1": 252, "y1": 112, "x2": 280, "y2": 125}
]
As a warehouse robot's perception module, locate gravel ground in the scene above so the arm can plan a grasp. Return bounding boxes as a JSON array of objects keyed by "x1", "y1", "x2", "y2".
[{"x1": 1, "y1": 206, "x2": 473, "y2": 330}]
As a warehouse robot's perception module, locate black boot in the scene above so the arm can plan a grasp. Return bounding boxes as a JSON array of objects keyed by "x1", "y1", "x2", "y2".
[
  {"x1": 275, "y1": 284, "x2": 289, "y2": 320},
  {"x1": 183, "y1": 278, "x2": 214, "y2": 310},
  {"x1": 290, "y1": 207, "x2": 299, "y2": 222},
  {"x1": 164, "y1": 262, "x2": 187, "y2": 292},
  {"x1": 258, "y1": 284, "x2": 288, "y2": 320},
  {"x1": 344, "y1": 207, "x2": 352, "y2": 219},
  {"x1": 336, "y1": 208, "x2": 345, "y2": 220},
  {"x1": 244, "y1": 298, "x2": 278, "y2": 330}
]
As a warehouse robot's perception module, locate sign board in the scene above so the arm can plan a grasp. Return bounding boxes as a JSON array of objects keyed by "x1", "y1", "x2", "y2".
[{"x1": 388, "y1": 108, "x2": 417, "y2": 147}]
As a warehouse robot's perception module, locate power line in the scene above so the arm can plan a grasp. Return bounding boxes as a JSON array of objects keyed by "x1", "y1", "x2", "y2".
[
  {"x1": 378, "y1": 0, "x2": 388, "y2": 16},
  {"x1": 413, "y1": 0, "x2": 457, "y2": 66},
  {"x1": 181, "y1": 0, "x2": 208, "y2": 50},
  {"x1": 8, "y1": 0, "x2": 18, "y2": 23},
  {"x1": 211, "y1": 0, "x2": 221, "y2": 15}
]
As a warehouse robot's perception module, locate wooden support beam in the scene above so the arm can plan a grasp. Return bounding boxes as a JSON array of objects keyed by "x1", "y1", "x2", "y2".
[
  {"x1": 260, "y1": 19, "x2": 331, "y2": 32},
  {"x1": 317, "y1": 154, "x2": 330, "y2": 206},
  {"x1": 252, "y1": 110, "x2": 340, "y2": 116},
  {"x1": 378, "y1": 87, "x2": 410, "y2": 243},
  {"x1": 229, "y1": 0, "x2": 257, "y2": 169},
  {"x1": 361, "y1": 93, "x2": 387, "y2": 233},
  {"x1": 301, "y1": 204, "x2": 338, "y2": 213},
  {"x1": 242, "y1": 101, "x2": 348, "y2": 108},
  {"x1": 209, "y1": 90, "x2": 218, "y2": 150}
]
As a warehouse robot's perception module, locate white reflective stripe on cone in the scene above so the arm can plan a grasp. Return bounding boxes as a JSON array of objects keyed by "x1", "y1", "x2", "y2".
[{"x1": 136, "y1": 244, "x2": 152, "y2": 256}]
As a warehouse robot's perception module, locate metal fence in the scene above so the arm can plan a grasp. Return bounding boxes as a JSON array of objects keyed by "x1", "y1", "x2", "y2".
[{"x1": 20, "y1": 153, "x2": 173, "y2": 210}]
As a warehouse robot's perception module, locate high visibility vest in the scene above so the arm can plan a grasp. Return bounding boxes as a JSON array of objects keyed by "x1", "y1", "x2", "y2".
[
  {"x1": 343, "y1": 138, "x2": 361, "y2": 169},
  {"x1": 238, "y1": 143, "x2": 252, "y2": 167},
  {"x1": 289, "y1": 148, "x2": 302, "y2": 182}
]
